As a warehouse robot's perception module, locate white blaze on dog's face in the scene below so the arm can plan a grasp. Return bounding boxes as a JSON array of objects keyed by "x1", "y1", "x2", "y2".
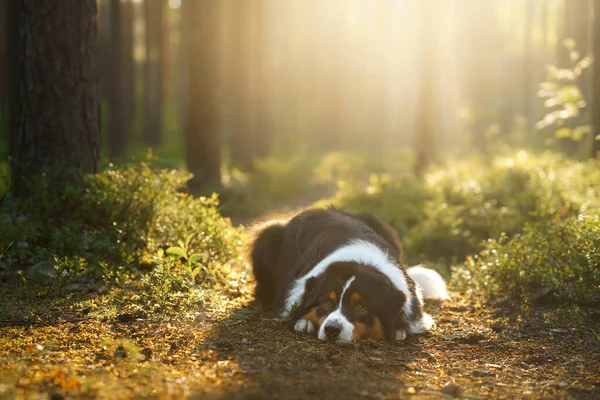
[
  {"x1": 290, "y1": 262, "x2": 407, "y2": 342},
  {"x1": 317, "y1": 276, "x2": 355, "y2": 342}
]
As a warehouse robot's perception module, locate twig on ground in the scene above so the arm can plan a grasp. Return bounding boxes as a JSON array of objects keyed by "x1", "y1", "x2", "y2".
[{"x1": 277, "y1": 340, "x2": 310, "y2": 355}]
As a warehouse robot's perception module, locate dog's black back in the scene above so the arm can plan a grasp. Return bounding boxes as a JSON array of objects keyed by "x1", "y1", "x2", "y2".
[{"x1": 249, "y1": 208, "x2": 403, "y2": 311}]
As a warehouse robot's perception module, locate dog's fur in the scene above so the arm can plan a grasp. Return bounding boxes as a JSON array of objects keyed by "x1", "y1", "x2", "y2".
[{"x1": 250, "y1": 208, "x2": 448, "y2": 342}]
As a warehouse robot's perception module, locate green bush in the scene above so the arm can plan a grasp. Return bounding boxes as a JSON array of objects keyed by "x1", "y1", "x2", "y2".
[
  {"x1": 325, "y1": 151, "x2": 600, "y2": 265},
  {"x1": 0, "y1": 160, "x2": 245, "y2": 292},
  {"x1": 455, "y1": 210, "x2": 600, "y2": 304}
]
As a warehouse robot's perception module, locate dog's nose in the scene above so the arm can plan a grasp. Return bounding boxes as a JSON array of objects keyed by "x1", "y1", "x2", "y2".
[{"x1": 324, "y1": 322, "x2": 341, "y2": 339}]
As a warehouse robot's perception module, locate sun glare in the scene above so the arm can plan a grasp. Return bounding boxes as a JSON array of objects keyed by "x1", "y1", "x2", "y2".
[
  {"x1": 168, "y1": 0, "x2": 181, "y2": 10},
  {"x1": 346, "y1": 10, "x2": 359, "y2": 25}
]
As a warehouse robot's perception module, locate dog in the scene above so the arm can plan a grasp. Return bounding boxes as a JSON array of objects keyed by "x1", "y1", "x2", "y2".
[{"x1": 249, "y1": 208, "x2": 449, "y2": 342}]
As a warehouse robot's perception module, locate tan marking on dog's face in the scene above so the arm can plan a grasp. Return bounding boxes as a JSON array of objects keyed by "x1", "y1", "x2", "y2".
[
  {"x1": 350, "y1": 292, "x2": 362, "y2": 305},
  {"x1": 328, "y1": 291, "x2": 337, "y2": 304},
  {"x1": 302, "y1": 307, "x2": 327, "y2": 331},
  {"x1": 352, "y1": 317, "x2": 384, "y2": 340}
]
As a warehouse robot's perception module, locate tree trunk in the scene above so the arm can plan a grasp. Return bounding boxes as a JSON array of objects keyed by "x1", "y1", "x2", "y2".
[
  {"x1": 565, "y1": 0, "x2": 591, "y2": 56},
  {"x1": 98, "y1": 0, "x2": 111, "y2": 103},
  {"x1": 122, "y1": 0, "x2": 135, "y2": 129},
  {"x1": 184, "y1": 0, "x2": 221, "y2": 189},
  {"x1": 593, "y1": 0, "x2": 600, "y2": 158},
  {"x1": 108, "y1": 0, "x2": 127, "y2": 158},
  {"x1": 414, "y1": 0, "x2": 437, "y2": 176},
  {"x1": 252, "y1": 0, "x2": 271, "y2": 159},
  {"x1": 144, "y1": 0, "x2": 164, "y2": 147},
  {"x1": 229, "y1": 0, "x2": 254, "y2": 169},
  {"x1": 0, "y1": 0, "x2": 6, "y2": 106},
  {"x1": 7, "y1": 0, "x2": 100, "y2": 198},
  {"x1": 523, "y1": 0, "x2": 535, "y2": 130}
]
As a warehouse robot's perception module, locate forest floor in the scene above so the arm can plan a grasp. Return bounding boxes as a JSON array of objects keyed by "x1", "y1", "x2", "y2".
[{"x1": 1, "y1": 274, "x2": 599, "y2": 400}]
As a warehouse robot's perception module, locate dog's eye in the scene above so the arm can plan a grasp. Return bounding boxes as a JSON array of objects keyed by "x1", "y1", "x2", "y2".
[
  {"x1": 326, "y1": 300, "x2": 334, "y2": 308},
  {"x1": 355, "y1": 305, "x2": 365, "y2": 312}
]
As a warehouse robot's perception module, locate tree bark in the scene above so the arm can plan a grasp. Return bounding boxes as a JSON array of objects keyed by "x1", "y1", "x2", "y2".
[
  {"x1": 184, "y1": 0, "x2": 221, "y2": 189},
  {"x1": 107, "y1": 0, "x2": 127, "y2": 158},
  {"x1": 98, "y1": 0, "x2": 111, "y2": 103},
  {"x1": 144, "y1": 0, "x2": 164, "y2": 147},
  {"x1": 0, "y1": 0, "x2": 6, "y2": 106},
  {"x1": 7, "y1": 0, "x2": 100, "y2": 197}
]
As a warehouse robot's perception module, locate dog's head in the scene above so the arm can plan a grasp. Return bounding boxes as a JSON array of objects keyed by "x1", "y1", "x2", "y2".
[{"x1": 290, "y1": 262, "x2": 407, "y2": 342}]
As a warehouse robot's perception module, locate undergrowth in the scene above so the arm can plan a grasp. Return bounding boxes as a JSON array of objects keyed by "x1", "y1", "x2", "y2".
[
  {"x1": 319, "y1": 150, "x2": 600, "y2": 303},
  {"x1": 0, "y1": 159, "x2": 245, "y2": 313},
  {"x1": 456, "y1": 210, "x2": 600, "y2": 304},
  {"x1": 1, "y1": 148, "x2": 598, "y2": 310}
]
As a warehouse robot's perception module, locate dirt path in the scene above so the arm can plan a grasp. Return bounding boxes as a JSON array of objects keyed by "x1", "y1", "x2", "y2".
[{"x1": 1, "y1": 281, "x2": 599, "y2": 399}]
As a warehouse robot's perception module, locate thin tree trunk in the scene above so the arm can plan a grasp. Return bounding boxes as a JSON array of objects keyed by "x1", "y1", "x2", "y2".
[
  {"x1": 565, "y1": 0, "x2": 591, "y2": 55},
  {"x1": 7, "y1": 0, "x2": 100, "y2": 198},
  {"x1": 230, "y1": 0, "x2": 254, "y2": 168},
  {"x1": 98, "y1": 0, "x2": 111, "y2": 103},
  {"x1": 541, "y1": 0, "x2": 549, "y2": 60},
  {"x1": 414, "y1": 0, "x2": 437, "y2": 176},
  {"x1": 523, "y1": 0, "x2": 535, "y2": 131},
  {"x1": 253, "y1": 0, "x2": 271, "y2": 158},
  {"x1": 144, "y1": 0, "x2": 164, "y2": 147},
  {"x1": 593, "y1": 0, "x2": 600, "y2": 158},
  {"x1": 122, "y1": 0, "x2": 135, "y2": 128},
  {"x1": 108, "y1": 0, "x2": 127, "y2": 158},
  {"x1": 0, "y1": 0, "x2": 6, "y2": 106},
  {"x1": 184, "y1": 0, "x2": 221, "y2": 189}
]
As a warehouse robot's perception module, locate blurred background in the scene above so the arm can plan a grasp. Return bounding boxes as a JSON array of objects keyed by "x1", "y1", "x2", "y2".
[
  {"x1": 1, "y1": 0, "x2": 599, "y2": 322},
  {"x1": 0, "y1": 0, "x2": 599, "y2": 212}
]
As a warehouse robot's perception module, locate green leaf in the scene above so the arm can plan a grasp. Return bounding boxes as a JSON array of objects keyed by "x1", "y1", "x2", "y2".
[
  {"x1": 142, "y1": 257, "x2": 161, "y2": 265},
  {"x1": 157, "y1": 248, "x2": 164, "y2": 259},
  {"x1": 185, "y1": 233, "x2": 196, "y2": 249},
  {"x1": 190, "y1": 265, "x2": 204, "y2": 280},
  {"x1": 592, "y1": 329, "x2": 600, "y2": 343},
  {"x1": 555, "y1": 128, "x2": 572, "y2": 139},
  {"x1": 166, "y1": 246, "x2": 187, "y2": 258},
  {"x1": 189, "y1": 253, "x2": 201, "y2": 264}
]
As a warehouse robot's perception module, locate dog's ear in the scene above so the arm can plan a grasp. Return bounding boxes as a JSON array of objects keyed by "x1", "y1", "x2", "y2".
[
  {"x1": 289, "y1": 276, "x2": 322, "y2": 321},
  {"x1": 376, "y1": 285, "x2": 407, "y2": 341}
]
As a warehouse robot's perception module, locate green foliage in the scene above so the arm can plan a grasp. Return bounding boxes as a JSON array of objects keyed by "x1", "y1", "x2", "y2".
[
  {"x1": 456, "y1": 211, "x2": 600, "y2": 304},
  {"x1": 536, "y1": 39, "x2": 594, "y2": 144},
  {"x1": 0, "y1": 159, "x2": 245, "y2": 303},
  {"x1": 326, "y1": 151, "x2": 600, "y2": 267},
  {"x1": 319, "y1": 172, "x2": 431, "y2": 239},
  {"x1": 221, "y1": 146, "x2": 323, "y2": 218}
]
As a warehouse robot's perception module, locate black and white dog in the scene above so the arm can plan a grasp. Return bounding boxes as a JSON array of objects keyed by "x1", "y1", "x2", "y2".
[{"x1": 250, "y1": 208, "x2": 448, "y2": 342}]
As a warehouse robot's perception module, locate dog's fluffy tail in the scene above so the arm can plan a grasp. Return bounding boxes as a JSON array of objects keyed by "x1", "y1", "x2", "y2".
[{"x1": 406, "y1": 265, "x2": 450, "y2": 301}]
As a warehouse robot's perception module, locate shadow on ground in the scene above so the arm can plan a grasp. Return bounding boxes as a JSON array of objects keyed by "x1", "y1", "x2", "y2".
[{"x1": 195, "y1": 293, "x2": 600, "y2": 400}]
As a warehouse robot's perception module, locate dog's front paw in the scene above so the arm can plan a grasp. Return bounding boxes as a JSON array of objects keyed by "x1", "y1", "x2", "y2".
[
  {"x1": 394, "y1": 329, "x2": 407, "y2": 341},
  {"x1": 294, "y1": 319, "x2": 315, "y2": 334}
]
